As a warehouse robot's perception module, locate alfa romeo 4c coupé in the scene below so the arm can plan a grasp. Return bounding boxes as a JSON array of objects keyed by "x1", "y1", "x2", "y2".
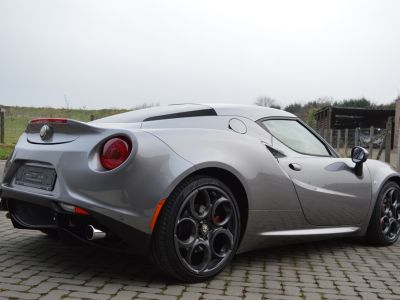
[{"x1": 2, "y1": 104, "x2": 400, "y2": 282}]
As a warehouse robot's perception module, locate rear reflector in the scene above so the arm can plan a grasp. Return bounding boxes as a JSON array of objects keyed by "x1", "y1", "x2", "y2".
[
  {"x1": 150, "y1": 199, "x2": 166, "y2": 231},
  {"x1": 59, "y1": 203, "x2": 90, "y2": 215},
  {"x1": 30, "y1": 118, "x2": 68, "y2": 124},
  {"x1": 74, "y1": 207, "x2": 90, "y2": 215}
]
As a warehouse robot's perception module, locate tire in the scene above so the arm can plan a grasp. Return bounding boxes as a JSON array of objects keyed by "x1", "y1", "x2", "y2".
[
  {"x1": 366, "y1": 181, "x2": 400, "y2": 246},
  {"x1": 151, "y1": 176, "x2": 241, "y2": 282}
]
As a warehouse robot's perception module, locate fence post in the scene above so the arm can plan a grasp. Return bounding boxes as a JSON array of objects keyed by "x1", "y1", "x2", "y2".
[
  {"x1": 397, "y1": 128, "x2": 400, "y2": 171},
  {"x1": 369, "y1": 126, "x2": 374, "y2": 158},
  {"x1": 329, "y1": 129, "x2": 333, "y2": 146},
  {"x1": 324, "y1": 129, "x2": 328, "y2": 141},
  {"x1": 376, "y1": 133, "x2": 386, "y2": 161},
  {"x1": 355, "y1": 128, "x2": 359, "y2": 147},
  {"x1": 0, "y1": 110, "x2": 4, "y2": 144},
  {"x1": 336, "y1": 129, "x2": 341, "y2": 154},
  {"x1": 344, "y1": 128, "x2": 348, "y2": 157},
  {"x1": 385, "y1": 117, "x2": 392, "y2": 164}
]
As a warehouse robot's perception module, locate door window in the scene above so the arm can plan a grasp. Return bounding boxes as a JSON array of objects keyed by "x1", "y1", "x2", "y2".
[{"x1": 262, "y1": 119, "x2": 330, "y2": 156}]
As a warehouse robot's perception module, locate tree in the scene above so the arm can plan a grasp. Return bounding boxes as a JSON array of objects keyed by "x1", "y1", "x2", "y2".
[
  {"x1": 133, "y1": 102, "x2": 160, "y2": 110},
  {"x1": 284, "y1": 103, "x2": 302, "y2": 114},
  {"x1": 254, "y1": 96, "x2": 281, "y2": 109},
  {"x1": 283, "y1": 97, "x2": 332, "y2": 126},
  {"x1": 333, "y1": 98, "x2": 371, "y2": 108}
]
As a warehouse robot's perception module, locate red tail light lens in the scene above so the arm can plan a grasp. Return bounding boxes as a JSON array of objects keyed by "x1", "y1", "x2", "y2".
[
  {"x1": 100, "y1": 137, "x2": 132, "y2": 170},
  {"x1": 30, "y1": 118, "x2": 68, "y2": 124}
]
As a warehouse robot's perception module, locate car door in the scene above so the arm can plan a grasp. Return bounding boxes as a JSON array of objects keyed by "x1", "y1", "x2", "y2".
[{"x1": 260, "y1": 118, "x2": 372, "y2": 226}]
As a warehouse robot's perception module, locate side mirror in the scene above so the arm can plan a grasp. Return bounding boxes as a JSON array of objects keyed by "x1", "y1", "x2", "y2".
[
  {"x1": 351, "y1": 146, "x2": 368, "y2": 176},
  {"x1": 351, "y1": 146, "x2": 368, "y2": 164}
]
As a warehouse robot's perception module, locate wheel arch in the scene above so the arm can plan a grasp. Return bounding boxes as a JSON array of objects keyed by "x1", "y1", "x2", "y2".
[
  {"x1": 386, "y1": 175, "x2": 400, "y2": 186},
  {"x1": 164, "y1": 166, "x2": 249, "y2": 244},
  {"x1": 360, "y1": 173, "x2": 400, "y2": 235}
]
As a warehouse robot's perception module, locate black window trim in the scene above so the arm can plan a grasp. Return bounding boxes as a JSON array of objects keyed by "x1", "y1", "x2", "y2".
[
  {"x1": 256, "y1": 116, "x2": 339, "y2": 158},
  {"x1": 143, "y1": 108, "x2": 217, "y2": 122}
]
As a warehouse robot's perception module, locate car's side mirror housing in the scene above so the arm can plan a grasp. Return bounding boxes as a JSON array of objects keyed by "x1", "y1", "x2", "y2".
[{"x1": 351, "y1": 146, "x2": 368, "y2": 176}]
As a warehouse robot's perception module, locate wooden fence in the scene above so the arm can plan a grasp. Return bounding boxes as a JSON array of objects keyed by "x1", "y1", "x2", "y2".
[{"x1": 315, "y1": 117, "x2": 393, "y2": 163}]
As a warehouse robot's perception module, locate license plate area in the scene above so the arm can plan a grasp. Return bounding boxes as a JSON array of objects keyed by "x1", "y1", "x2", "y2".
[{"x1": 15, "y1": 165, "x2": 57, "y2": 191}]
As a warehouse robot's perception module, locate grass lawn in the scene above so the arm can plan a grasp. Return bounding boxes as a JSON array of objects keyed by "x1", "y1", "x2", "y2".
[
  {"x1": 3, "y1": 106, "x2": 129, "y2": 144},
  {"x1": 0, "y1": 105, "x2": 143, "y2": 159},
  {"x1": 0, "y1": 144, "x2": 14, "y2": 160}
]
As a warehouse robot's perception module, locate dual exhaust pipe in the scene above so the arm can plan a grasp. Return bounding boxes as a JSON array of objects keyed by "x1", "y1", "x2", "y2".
[{"x1": 85, "y1": 225, "x2": 106, "y2": 241}]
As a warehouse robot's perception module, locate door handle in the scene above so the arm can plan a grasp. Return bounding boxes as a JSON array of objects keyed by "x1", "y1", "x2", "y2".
[{"x1": 289, "y1": 163, "x2": 302, "y2": 171}]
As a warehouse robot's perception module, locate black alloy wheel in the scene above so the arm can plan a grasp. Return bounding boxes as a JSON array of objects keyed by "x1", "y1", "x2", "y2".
[
  {"x1": 151, "y1": 176, "x2": 241, "y2": 282},
  {"x1": 366, "y1": 181, "x2": 400, "y2": 246},
  {"x1": 379, "y1": 186, "x2": 400, "y2": 241}
]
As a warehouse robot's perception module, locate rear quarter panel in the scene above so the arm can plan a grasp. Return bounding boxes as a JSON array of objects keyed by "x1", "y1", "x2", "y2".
[
  {"x1": 144, "y1": 127, "x2": 302, "y2": 212},
  {"x1": 143, "y1": 125, "x2": 311, "y2": 253}
]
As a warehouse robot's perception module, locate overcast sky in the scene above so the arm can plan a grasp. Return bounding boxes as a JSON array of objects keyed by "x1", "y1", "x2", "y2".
[{"x1": 0, "y1": 0, "x2": 399, "y2": 109}]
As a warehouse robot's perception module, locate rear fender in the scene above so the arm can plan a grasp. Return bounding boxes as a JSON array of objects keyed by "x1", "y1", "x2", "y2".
[{"x1": 144, "y1": 128, "x2": 303, "y2": 212}]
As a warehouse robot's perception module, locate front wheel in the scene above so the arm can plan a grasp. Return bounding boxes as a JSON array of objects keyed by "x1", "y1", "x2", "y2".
[
  {"x1": 151, "y1": 176, "x2": 241, "y2": 282},
  {"x1": 366, "y1": 181, "x2": 400, "y2": 246}
]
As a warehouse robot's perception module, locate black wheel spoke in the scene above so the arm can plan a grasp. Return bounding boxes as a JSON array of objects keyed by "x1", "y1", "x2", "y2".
[
  {"x1": 395, "y1": 203, "x2": 400, "y2": 221},
  {"x1": 209, "y1": 228, "x2": 234, "y2": 258},
  {"x1": 174, "y1": 185, "x2": 239, "y2": 275},
  {"x1": 391, "y1": 190, "x2": 399, "y2": 210},
  {"x1": 189, "y1": 189, "x2": 211, "y2": 220},
  {"x1": 388, "y1": 189, "x2": 394, "y2": 202},
  {"x1": 186, "y1": 240, "x2": 212, "y2": 272},
  {"x1": 211, "y1": 197, "x2": 233, "y2": 226},
  {"x1": 381, "y1": 216, "x2": 390, "y2": 234},
  {"x1": 388, "y1": 218, "x2": 399, "y2": 236},
  {"x1": 175, "y1": 217, "x2": 198, "y2": 247},
  {"x1": 385, "y1": 197, "x2": 391, "y2": 213}
]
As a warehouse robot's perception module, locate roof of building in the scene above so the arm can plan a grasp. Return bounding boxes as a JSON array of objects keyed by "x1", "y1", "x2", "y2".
[{"x1": 315, "y1": 105, "x2": 395, "y2": 117}]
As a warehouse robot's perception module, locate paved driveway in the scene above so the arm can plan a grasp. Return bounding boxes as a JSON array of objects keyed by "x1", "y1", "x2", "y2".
[{"x1": 1, "y1": 161, "x2": 400, "y2": 299}]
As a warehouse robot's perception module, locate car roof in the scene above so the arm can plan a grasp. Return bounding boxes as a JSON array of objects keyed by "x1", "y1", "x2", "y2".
[
  {"x1": 206, "y1": 103, "x2": 295, "y2": 120},
  {"x1": 93, "y1": 103, "x2": 295, "y2": 123}
]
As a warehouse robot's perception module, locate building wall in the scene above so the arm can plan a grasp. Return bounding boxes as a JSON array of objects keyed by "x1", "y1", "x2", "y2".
[
  {"x1": 394, "y1": 99, "x2": 400, "y2": 148},
  {"x1": 315, "y1": 107, "x2": 330, "y2": 131}
]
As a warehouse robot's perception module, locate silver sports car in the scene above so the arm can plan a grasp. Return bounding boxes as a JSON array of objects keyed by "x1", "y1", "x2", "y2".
[{"x1": 1, "y1": 103, "x2": 400, "y2": 282}]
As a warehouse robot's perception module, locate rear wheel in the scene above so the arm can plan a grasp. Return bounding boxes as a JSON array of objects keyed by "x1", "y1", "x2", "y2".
[
  {"x1": 366, "y1": 181, "x2": 400, "y2": 246},
  {"x1": 151, "y1": 176, "x2": 241, "y2": 282}
]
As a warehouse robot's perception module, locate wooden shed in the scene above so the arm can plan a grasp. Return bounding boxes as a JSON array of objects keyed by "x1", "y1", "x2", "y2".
[{"x1": 315, "y1": 106, "x2": 394, "y2": 131}]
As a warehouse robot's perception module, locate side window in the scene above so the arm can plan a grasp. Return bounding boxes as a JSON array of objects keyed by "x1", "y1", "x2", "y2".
[{"x1": 262, "y1": 119, "x2": 330, "y2": 156}]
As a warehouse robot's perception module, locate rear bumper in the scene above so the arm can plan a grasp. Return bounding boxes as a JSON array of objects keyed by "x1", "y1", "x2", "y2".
[{"x1": 2, "y1": 193, "x2": 152, "y2": 255}]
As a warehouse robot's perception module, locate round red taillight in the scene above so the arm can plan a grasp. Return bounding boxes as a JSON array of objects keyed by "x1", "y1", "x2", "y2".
[{"x1": 100, "y1": 137, "x2": 132, "y2": 170}]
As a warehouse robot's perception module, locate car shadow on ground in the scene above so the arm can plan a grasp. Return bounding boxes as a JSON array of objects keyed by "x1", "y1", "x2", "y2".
[{"x1": 3, "y1": 229, "x2": 391, "y2": 285}]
